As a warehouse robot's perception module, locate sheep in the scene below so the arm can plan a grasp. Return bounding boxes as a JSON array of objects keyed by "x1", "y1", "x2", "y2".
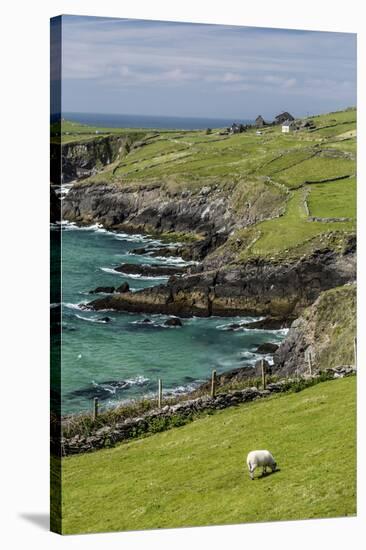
[{"x1": 246, "y1": 450, "x2": 277, "y2": 480}]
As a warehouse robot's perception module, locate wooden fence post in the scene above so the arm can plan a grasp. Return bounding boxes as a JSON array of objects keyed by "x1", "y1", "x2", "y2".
[
  {"x1": 158, "y1": 378, "x2": 163, "y2": 409},
  {"x1": 308, "y1": 352, "x2": 313, "y2": 376},
  {"x1": 211, "y1": 370, "x2": 217, "y2": 398},
  {"x1": 93, "y1": 397, "x2": 99, "y2": 420},
  {"x1": 354, "y1": 337, "x2": 357, "y2": 369},
  {"x1": 261, "y1": 359, "x2": 266, "y2": 389}
]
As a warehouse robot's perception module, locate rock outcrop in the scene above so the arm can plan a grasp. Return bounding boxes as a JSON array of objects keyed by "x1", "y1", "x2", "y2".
[
  {"x1": 273, "y1": 283, "x2": 356, "y2": 376},
  {"x1": 85, "y1": 246, "x2": 356, "y2": 318},
  {"x1": 58, "y1": 135, "x2": 136, "y2": 183},
  {"x1": 62, "y1": 174, "x2": 287, "y2": 255},
  {"x1": 114, "y1": 263, "x2": 187, "y2": 277}
]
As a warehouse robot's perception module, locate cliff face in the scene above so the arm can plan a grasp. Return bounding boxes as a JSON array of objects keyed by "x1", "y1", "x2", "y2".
[
  {"x1": 62, "y1": 176, "x2": 286, "y2": 238},
  {"x1": 273, "y1": 284, "x2": 356, "y2": 375},
  {"x1": 58, "y1": 135, "x2": 133, "y2": 183},
  {"x1": 87, "y1": 245, "x2": 356, "y2": 319}
]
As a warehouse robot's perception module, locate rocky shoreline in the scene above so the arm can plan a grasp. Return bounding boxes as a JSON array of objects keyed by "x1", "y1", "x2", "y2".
[
  {"x1": 84, "y1": 244, "x2": 355, "y2": 320},
  {"x1": 60, "y1": 135, "x2": 356, "y2": 381}
]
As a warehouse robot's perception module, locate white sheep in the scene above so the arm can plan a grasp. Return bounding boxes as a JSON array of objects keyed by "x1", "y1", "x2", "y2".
[{"x1": 246, "y1": 450, "x2": 277, "y2": 480}]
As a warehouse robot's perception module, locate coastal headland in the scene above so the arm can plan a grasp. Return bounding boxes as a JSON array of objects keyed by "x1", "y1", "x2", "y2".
[{"x1": 58, "y1": 108, "x2": 356, "y2": 379}]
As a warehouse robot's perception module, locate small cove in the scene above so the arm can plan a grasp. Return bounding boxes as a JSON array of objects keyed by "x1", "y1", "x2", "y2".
[{"x1": 52, "y1": 222, "x2": 287, "y2": 414}]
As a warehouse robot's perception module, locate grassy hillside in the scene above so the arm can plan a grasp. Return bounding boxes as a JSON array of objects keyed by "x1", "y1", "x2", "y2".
[
  {"x1": 60, "y1": 376, "x2": 356, "y2": 534},
  {"x1": 63, "y1": 108, "x2": 356, "y2": 261}
]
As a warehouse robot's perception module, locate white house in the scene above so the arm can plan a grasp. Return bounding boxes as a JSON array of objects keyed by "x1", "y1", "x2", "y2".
[{"x1": 282, "y1": 120, "x2": 297, "y2": 133}]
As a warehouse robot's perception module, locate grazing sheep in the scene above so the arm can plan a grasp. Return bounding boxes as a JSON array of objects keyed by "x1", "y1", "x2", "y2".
[{"x1": 246, "y1": 450, "x2": 277, "y2": 480}]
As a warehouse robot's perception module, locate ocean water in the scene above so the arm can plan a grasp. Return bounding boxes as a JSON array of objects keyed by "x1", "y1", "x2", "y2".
[
  {"x1": 52, "y1": 224, "x2": 286, "y2": 415},
  {"x1": 62, "y1": 112, "x2": 253, "y2": 130}
]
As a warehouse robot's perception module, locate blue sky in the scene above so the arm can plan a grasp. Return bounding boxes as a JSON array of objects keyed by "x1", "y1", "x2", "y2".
[{"x1": 56, "y1": 15, "x2": 356, "y2": 120}]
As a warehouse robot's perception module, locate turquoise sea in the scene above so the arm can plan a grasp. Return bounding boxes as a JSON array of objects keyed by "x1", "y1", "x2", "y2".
[{"x1": 52, "y1": 223, "x2": 286, "y2": 415}]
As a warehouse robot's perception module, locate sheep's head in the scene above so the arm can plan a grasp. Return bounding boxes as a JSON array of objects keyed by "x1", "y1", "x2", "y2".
[{"x1": 271, "y1": 462, "x2": 277, "y2": 472}]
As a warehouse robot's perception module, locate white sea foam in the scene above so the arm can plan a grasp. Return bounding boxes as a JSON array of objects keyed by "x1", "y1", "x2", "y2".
[
  {"x1": 91, "y1": 375, "x2": 150, "y2": 396},
  {"x1": 215, "y1": 317, "x2": 266, "y2": 331},
  {"x1": 124, "y1": 375, "x2": 149, "y2": 386},
  {"x1": 60, "y1": 221, "x2": 107, "y2": 233},
  {"x1": 272, "y1": 328, "x2": 290, "y2": 336},
  {"x1": 62, "y1": 302, "x2": 88, "y2": 311},
  {"x1": 75, "y1": 314, "x2": 111, "y2": 324},
  {"x1": 100, "y1": 266, "x2": 169, "y2": 280},
  {"x1": 120, "y1": 272, "x2": 169, "y2": 281},
  {"x1": 239, "y1": 351, "x2": 257, "y2": 359},
  {"x1": 164, "y1": 382, "x2": 201, "y2": 396},
  {"x1": 240, "y1": 326, "x2": 289, "y2": 336},
  {"x1": 114, "y1": 232, "x2": 162, "y2": 245},
  {"x1": 100, "y1": 267, "x2": 123, "y2": 275},
  {"x1": 130, "y1": 318, "x2": 176, "y2": 329},
  {"x1": 151, "y1": 255, "x2": 197, "y2": 267}
]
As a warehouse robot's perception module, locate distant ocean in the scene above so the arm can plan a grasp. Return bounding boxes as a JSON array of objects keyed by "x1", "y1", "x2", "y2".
[{"x1": 63, "y1": 112, "x2": 253, "y2": 130}]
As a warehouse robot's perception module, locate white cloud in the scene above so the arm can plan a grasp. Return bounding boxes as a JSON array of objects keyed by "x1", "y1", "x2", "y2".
[{"x1": 59, "y1": 16, "x2": 356, "y2": 116}]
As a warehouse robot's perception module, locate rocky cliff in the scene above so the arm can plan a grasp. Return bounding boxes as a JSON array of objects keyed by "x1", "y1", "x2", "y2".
[
  {"x1": 86, "y1": 243, "x2": 356, "y2": 319},
  {"x1": 273, "y1": 283, "x2": 356, "y2": 376},
  {"x1": 58, "y1": 135, "x2": 137, "y2": 183},
  {"x1": 62, "y1": 175, "x2": 286, "y2": 240}
]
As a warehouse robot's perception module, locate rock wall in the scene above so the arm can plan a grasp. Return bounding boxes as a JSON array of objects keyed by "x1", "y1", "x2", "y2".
[
  {"x1": 60, "y1": 383, "x2": 293, "y2": 455},
  {"x1": 60, "y1": 371, "x2": 355, "y2": 456}
]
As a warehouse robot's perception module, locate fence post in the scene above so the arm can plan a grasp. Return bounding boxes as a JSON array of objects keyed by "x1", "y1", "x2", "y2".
[
  {"x1": 158, "y1": 378, "x2": 163, "y2": 409},
  {"x1": 211, "y1": 370, "x2": 217, "y2": 398},
  {"x1": 308, "y1": 352, "x2": 313, "y2": 376},
  {"x1": 354, "y1": 337, "x2": 357, "y2": 369},
  {"x1": 261, "y1": 359, "x2": 266, "y2": 390},
  {"x1": 93, "y1": 397, "x2": 99, "y2": 420}
]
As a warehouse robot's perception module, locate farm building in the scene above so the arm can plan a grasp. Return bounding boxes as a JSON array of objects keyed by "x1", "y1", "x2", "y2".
[
  {"x1": 275, "y1": 111, "x2": 294, "y2": 125},
  {"x1": 282, "y1": 120, "x2": 297, "y2": 133},
  {"x1": 255, "y1": 115, "x2": 266, "y2": 128}
]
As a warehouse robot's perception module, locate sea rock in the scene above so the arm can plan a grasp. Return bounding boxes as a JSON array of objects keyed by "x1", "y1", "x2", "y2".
[
  {"x1": 99, "y1": 316, "x2": 112, "y2": 323},
  {"x1": 130, "y1": 247, "x2": 183, "y2": 258},
  {"x1": 225, "y1": 323, "x2": 242, "y2": 331},
  {"x1": 256, "y1": 342, "x2": 279, "y2": 354},
  {"x1": 243, "y1": 317, "x2": 291, "y2": 330},
  {"x1": 164, "y1": 317, "x2": 183, "y2": 327},
  {"x1": 86, "y1": 245, "x2": 355, "y2": 319},
  {"x1": 89, "y1": 286, "x2": 115, "y2": 294},
  {"x1": 114, "y1": 263, "x2": 186, "y2": 277},
  {"x1": 116, "y1": 282, "x2": 130, "y2": 293}
]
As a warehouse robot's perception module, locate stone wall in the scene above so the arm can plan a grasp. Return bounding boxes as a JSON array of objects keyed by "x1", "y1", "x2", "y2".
[{"x1": 61, "y1": 368, "x2": 355, "y2": 456}]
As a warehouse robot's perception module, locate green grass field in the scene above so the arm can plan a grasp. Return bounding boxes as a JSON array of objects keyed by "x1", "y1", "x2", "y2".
[
  {"x1": 308, "y1": 177, "x2": 356, "y2": 219},
  {"x1": 60, "y1": 376, "x2": 356, "y2": 534},
  {"x1": 62, "y1": 108, "x2": 356, "y2": 261}
]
